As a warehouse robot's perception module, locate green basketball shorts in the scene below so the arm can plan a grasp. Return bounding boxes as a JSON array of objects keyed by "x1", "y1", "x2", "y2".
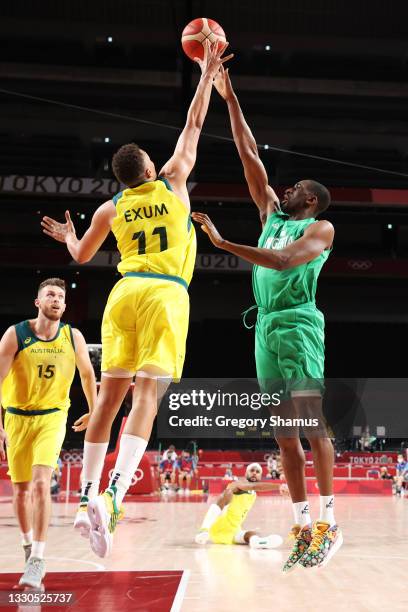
[{"x1": 255, "y1": 305, "x2": 325, "y2": 398}]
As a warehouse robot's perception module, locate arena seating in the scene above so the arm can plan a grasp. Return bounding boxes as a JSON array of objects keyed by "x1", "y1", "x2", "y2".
[{"x1": 9, "y1": 434, "x2": 396, "y2": 499}]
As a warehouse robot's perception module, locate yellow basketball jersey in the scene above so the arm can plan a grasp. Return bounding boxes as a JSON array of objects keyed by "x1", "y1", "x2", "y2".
[
  {"x1": 224, "y1": 490, "x2": 257, "y2": 530},
  {"x1": 111, "y1": 178, "x2": 197, "y2": 286},
  {"x1": 1, "y1": 320, "x2": 76, "y2": 413}
]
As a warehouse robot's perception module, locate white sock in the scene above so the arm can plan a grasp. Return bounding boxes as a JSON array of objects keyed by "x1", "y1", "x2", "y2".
[
  {"x1": 293, "y1": 501, "x2": 311, "y2": 527},
  {"x1": 21, "y1": 530, "x2": 33, "y2": 546},
  {"x1": 319, "y1": 495, "x2": 335, "y2": 526},
  {"x1": 31, "y1": 541, "x2": 45, "y2": 559},
  {"x1": 107, "y1": 434, "x2": 148, "y2": 507},
  {"x1": 200, "y1": 504, "x2": 222, "y2": 530},
  {"x1": 81, "y1": 441, "x2": 109, "y2": 501}
]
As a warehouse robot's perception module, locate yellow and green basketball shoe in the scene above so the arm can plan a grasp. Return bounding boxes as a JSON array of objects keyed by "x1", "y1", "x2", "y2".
[
  {"x1": 74, "y1": 495, "x2": 92, "y2": 539},
  {"x1": 87, "y1": 486, "x2": 123, "y2": 558}
]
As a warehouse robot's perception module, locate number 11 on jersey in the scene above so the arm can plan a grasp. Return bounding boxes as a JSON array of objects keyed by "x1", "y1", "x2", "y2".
[{"x1": 132, "y1": 226, "x2": 168, "y2": 255}]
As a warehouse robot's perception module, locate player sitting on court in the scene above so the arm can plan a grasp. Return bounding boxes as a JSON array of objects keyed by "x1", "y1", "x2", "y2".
[{"x1": 195, "y1": 463, "x2": 282, "y2": 549}]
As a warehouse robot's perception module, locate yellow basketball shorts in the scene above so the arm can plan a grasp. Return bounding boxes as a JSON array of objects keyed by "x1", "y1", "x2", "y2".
[
  {"x1": 101, "y1": 275, "x2": 190, "y2": 379},
  {"x1": 4, "y1": 410, "x2": 67, "y2": 483},
  {"x1": 209, "y1": 516, "x2": 242, "y2": 545}
]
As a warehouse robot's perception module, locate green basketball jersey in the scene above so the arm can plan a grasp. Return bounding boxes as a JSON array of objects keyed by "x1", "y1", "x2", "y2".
[{"x1": 253, "y1": 211, "x2": 330, "y2": 312}]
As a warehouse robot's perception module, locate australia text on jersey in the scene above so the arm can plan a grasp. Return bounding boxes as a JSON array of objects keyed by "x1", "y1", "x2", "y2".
[{"x1": 30, "y1": 348, "x2": 64, "y2": 354}]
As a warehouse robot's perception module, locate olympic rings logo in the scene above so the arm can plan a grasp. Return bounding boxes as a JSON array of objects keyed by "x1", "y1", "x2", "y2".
[
  {"x1": 108, "y1": 468, "x2": 144, "y2": 485},
  {"x1": 347, "y1": 260, "x2": 373, "y2": 271},
  {"x1": 61, "y1": 451, "x2": 83, "y2": 463}
]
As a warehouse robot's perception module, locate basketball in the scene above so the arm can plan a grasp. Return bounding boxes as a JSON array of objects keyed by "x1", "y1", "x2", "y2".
[{"x1": 181, "y1": 17, "x2": 226, "y2": 61}]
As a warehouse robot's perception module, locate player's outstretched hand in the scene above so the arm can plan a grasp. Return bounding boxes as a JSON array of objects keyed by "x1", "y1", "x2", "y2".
[
  {"x1": 213, "y1": 65, "x2": 234, "y2": 101},
  {"x1": 41, "y1": 210, "x2": 76, "y2": 244},
  {"x1": 195, "y1": 40, "x2": 234, "y2": 79},
  {"x1": 0, "y1": 427, "x2": 8, "y2": 461},
  {"x1": 192, "y1": 212, "x2": 225, "y2": 248},
  {"x1": 72, "y1": 412, "x2": 91, "y2": 432}
]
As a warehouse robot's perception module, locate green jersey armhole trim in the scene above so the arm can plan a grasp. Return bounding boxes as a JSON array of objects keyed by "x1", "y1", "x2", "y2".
[
  {"x1": 158, "y1": 176, "x2": 173, "y2": 192},
  {"x1": 112, "y1": 191, "x2": 124, "y2": 206},
  {"x1": 260, "y1": 212, "x2": 279, "y2": 237},
  {"x1": 15, "y1": 321, "x2": 40, "y2": 352},
  {"x1": 68, "y1": 325, "x2": 76, "y2": 351}
]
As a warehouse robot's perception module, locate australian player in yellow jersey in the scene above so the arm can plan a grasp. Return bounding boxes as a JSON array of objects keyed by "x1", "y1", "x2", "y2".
[
  {"x1": 0, "y1": 278, "x2": 97, "y2": 589},
  {"x1": 195, "y1": 463, "x2": 282, "y2": 549},
  {"x1": 40, "y1": 41, "x2": 233, "y2": 558}
]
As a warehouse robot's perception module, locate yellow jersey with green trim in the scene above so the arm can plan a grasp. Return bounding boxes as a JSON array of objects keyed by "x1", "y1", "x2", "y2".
[
  {"x1": 1, "y1": 320, "x2": 76, "y2": 413},
  {"x1": 224, "y1": 490, "x2": 257, "y2": 530},
  {"x1": 112, "y1": 178, "x2": 197, "y2": 285}
]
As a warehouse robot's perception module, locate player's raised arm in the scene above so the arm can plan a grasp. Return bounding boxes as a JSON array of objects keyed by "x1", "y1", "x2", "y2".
[
  {"x1": 213, "y1": 67, "x2": 279, "y2": 223},
  {"x1": 41, "y1": 200, "x2": 115, "y2": 264},
  {"x1": 159, "y1": 41, "x2": 233, "y2": 204},
  {"x1": 192, "y1": 212, "x2": 334, "y2": 271},
  {"x1": 227, "y1": 480, "x2": 280, "y2": 493},
  {"x1": 0, "y1": 327, "x2": 18, "y2": 459},
  {"x1": 71, "y1": 329, "x2": 98, "y2": 432}
]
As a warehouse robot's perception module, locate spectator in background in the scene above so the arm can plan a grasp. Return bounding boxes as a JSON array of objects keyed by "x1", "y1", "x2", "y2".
[
  {"x1": 395, "y1": 454, "x2": 408, "y2": 497},
  {"x1": 380, "y1": 467, "x2": 393, "y2": 480},
  {"x1": 359, "y1": 426, "x2": 376, "y2": 452},
  {"x1": 176, "y1": 449, "x2": 197, "y2": 495},
  {"x1": 159, "y1": 455, "x2": 177, "y2": 493},
  {"x1": 223, "y1": 464, "x2": 236, "y2": 481},
  {"x1": 50, "y1": 457, "x2": 63, "y2": 496},
  {"x1": 265, "y1": 453, "x2": 281, "y2": 479},
  {"x1": 162, "y1": 444, "x2": 178, "y2": 463},
  {"x1": 401, "y1": 464, "x2": 408, "y2": 498}
]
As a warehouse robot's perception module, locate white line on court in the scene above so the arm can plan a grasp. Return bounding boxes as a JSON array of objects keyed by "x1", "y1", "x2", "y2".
[{"x1": 171, "y1": 569, "x2": 191, "y2": 612}]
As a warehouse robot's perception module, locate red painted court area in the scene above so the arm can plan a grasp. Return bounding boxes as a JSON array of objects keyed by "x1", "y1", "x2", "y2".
[{"x1": 0, "y1": 570, "x2": 185, "y2": 612}]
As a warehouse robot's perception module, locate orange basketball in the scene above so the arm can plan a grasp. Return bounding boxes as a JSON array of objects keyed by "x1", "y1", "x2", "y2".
[{"x1": 181, "y1": 17, "x2": 226, "y2": 61}]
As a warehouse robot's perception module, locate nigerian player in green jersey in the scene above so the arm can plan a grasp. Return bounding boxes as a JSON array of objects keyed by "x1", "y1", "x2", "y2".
[{"x1": 192, "y1": 66, "x2": 343, "y2": 572}]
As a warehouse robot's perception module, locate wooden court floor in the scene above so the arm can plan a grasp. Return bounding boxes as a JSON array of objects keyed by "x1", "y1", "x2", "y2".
[{"x1": 0, "y1": 494, "x2": 407, "y2": 611}]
